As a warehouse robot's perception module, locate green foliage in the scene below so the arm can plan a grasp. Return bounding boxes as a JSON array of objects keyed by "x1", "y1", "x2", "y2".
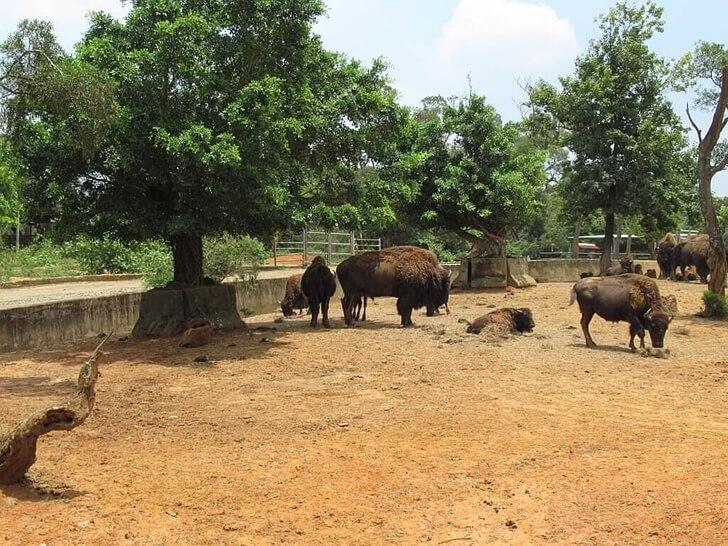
[
  {"x1": 0, "y1": 139, "x2": 24, "y2": 227},
  {"x1": 133, "y1": 241, "x2": 173, "y2": 289},
  {"x1": 413, "y1": 232, "x2": 469, "y2": 263},
  {"x1": 527, "y1": 2, "x2": 690, "y2": 256},
  {"x1": 0, "y1": 239, "x2": 81, "y2": 281},
  {"x1": 63, "y1": 236, "x2": 138, "y2": 274},
  {"x1": 702, "y1": 291, "x2": 728, "y2": 318},
  {"x1": 203, "y1": 234, "x2": 268, "y2": 284},
  {"x1": 398, "y1": 94, "x2": 545, "y2": 255}
]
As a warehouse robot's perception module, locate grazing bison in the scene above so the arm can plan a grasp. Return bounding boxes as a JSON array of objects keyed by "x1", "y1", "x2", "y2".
[
  {"x1": 672, "y1": 235, "x2": 709, "y2": 283},
  {"x1": 301, "y1": 256, "x2": 337, "y2": 328},
  {"x1": 280, "y1": 274, "x2": 308, "y2": 317},
  {"x1": 465, "y1": 308, "x2": 535, "y2": 335},
  {"x1": 606, "y1": 256, "x2": 634, "y2": 276},
  {"x1": 337, "y1": 246, "x2": 450, "y2": 327},
  {"x1": 570, "y1": 274, "x2": 673, "y2": 351},
  {"x1": 657, "y1": 233, "x2": 677, "y2": 279}
]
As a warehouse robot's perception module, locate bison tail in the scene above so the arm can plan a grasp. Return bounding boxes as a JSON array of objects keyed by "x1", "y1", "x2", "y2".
[{"x1": 569, "y1": 286, "x2": 578, "y2": 306}]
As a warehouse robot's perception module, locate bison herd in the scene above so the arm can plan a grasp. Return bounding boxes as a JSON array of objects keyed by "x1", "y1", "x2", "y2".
[{"x1": 277, "y1": 243, "x2": 691, "y2": 354}]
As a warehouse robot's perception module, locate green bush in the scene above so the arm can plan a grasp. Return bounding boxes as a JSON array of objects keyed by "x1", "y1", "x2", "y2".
[
  {"x1": 0, "y1": 239, "x2": 82, "y2": 281},
  {"x1": 204, "y1": 233, "x2": 268, "y2": 283},
  {"x1": 130, "y1": 240, "x2": 173, "y2": 288},
  {"x1": 702, "y1": 291, "x2": 728, "y2": 318},
  {"x1": 414, "y1": 232, "x2": 469, "y2": 263},
  {"x1": 63, "y1": 235, "x2": 137, "y2": 274}
]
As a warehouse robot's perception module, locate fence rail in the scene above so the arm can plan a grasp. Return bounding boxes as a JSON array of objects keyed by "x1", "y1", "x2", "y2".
[{"x1": 273, "y1": 230, "x2": 382, "y2": 266}]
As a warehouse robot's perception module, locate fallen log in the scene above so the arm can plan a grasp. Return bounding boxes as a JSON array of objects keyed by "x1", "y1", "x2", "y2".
[{"x1": 0, "y1": 334, "x2": 110, "y2": 485}]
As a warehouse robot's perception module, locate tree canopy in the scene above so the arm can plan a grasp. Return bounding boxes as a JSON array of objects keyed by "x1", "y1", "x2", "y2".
[
  {"x1": 396, "y1": 94, "x2": 546, "y2": 256},
  {"x1": 3, "y1": 0, "x2": 407, "y2": 285},
  {"x1": 528, "y1": 2, "x2": 691, "y2": 271}
]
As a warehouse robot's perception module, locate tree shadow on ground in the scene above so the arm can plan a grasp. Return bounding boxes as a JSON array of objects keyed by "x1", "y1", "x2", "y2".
[
  {"x1": 0, "y1": 376, "x2": 75, "y2": 399},
  {"x1": 1, "y1": 474, "x2": 87, "y2": 502}
]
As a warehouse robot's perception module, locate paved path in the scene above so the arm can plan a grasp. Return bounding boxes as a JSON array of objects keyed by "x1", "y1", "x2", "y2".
[{"x1": 0, "y1": 269, "x2": 305, "y2": 311}]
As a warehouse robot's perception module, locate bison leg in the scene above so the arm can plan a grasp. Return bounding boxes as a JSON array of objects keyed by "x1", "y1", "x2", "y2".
[
  {"x1": 397, "y1": 297, "x2": 413, "y2": 327},
  {"x1": 309, "y1": 300, "x2": 320, "y2": 328},
  {"x1": 362, "y1": 297, "x2": 367, "y2": 322},
  {"x1": 322, "y1": 298, "x2": 332, "y2": 329},
  {"x1": 628, "y1": 319, "x2": 645, "y2": 352},
  {"x1": 580, "y1": 309, "x2": 597, "y2": 348}
]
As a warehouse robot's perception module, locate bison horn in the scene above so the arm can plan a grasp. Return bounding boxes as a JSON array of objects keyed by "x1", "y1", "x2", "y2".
[{"x1": 644, "y1": 306, "x2": 655, "y2": 320}]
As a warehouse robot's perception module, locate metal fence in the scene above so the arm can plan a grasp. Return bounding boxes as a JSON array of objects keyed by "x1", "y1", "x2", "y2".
[{"x1": 272, "y1": 230, "x2": 382, "y2": 267}]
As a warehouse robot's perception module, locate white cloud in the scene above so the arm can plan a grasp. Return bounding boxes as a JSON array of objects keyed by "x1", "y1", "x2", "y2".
[{"x1": 437, "y1": 0, "x2": 578, "y2": 69}]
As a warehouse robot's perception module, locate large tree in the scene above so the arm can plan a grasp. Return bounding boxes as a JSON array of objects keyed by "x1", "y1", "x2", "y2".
[
  {"x1": 676, "y1": 42, "x2": 728, "y2": 297},
  {"x1": 529, "y1": 2, "x2": 689, "y2": 273},
  {"x1": 4, "y1": 1, "x2": 405, "y2": 285},
  {"x1": 397, "y1": 94, "x2": 545, "y2": 257}
]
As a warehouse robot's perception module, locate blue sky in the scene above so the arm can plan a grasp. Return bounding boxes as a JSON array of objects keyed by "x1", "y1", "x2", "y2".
[{"x1": 1, "y1": 0, "x2": 726, "y2": 194}]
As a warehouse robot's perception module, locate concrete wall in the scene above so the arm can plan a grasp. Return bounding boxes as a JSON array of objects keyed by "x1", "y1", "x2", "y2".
[
  {"x1": 0, "y1": 276, "x2": 345, "y2": 353},
  {"x1": 527, "y1": 259, "x2": 659, "y2": 283}
]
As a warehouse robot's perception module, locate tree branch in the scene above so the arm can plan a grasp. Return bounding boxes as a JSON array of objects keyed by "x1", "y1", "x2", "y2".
[{"x1": 686, "y1": 102, "x2": 702, "y2": 142}]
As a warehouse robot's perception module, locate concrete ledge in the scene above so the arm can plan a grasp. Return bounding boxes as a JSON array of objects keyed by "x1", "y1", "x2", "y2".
[
  {"x1": 0, "y1": 274, "x2": 143, "y2": 289},
  {"x1": 527, "y1": 259, "x2": 659, "y2": 283}
]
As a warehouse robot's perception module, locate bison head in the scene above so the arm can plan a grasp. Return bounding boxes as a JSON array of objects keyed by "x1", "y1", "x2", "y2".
[
  {"x1": 514, "y1": 308, "x2": 535, "y2": 333},
  {"x1": 643, "y1": 306, "x2": 672, "y2": 348},
  {"x1": 619, "y1": 257, "x2": 634, "y2": 273},
  {"x1": 280, "y1": 299, "x2": 294, "y2": 317}
]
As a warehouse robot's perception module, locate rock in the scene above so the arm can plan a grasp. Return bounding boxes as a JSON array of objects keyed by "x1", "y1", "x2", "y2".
[
  {"x1": 646, "y1": 269, "x2": 657, "y2": 278},
  {"x1": 338, "y1": 422, "x2": 350, "y2": 428},
  {"x1": 274, "y1": 317, "x2": 284, "y2": 324},
  {"x1": 117, "y1": 336, "x2": 129, "y2": 342},
  {"x1": 194, "y1": 355, "x2": 210, "y2": 363},
  {"x1": 640, "y1": 347, "x2": 670, "y2": 359},
  {"x1": 505, "y1": 520, "x2": 517, "y2": 530},
  {"x1": 259, "y1": 337, "x2": 273, "y2": 343}
]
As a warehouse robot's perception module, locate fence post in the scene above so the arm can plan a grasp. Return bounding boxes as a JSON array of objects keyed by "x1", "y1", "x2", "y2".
[
  {"x1": 350, "y1": 232, "x2": 355, "y2": 256},
  {"x1": 273, "y1": 235, "x2": 278, "y2": 267},
  {"x1": 302, "y1": 229, "x2": 308, "y2": 267},
  {"x1": 327, "y1": 233, "x2": 332, "y2": 264},
  {"x1": 377, "y1": 238, "x2": 382, "y2": 251}
]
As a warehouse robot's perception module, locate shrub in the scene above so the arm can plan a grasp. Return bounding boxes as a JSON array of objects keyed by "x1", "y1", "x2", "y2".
[
  {"x1": 63, "y1": 235, "x2": 137, "y2": 274},
  {"x1": 130, "y1": 240, "x2": 173, "y2": 288},
  {"x1": 702, "y1": 291, "x2": 728, "y2": 318},
  {"x1": 204, "y1": 233, "x2": 268, "y2": 284},
  {"x1": 0, "y1": 239, "x2": 81, "y2": 281}
]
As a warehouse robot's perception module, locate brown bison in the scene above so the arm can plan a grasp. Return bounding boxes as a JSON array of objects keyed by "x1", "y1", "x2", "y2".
[
  {"x1": 301, "y1": 256, "x2": 337, "y2": 328},
  {"x1": 656, "y1": 233, "x2": 677, "y2": 279},
  {"x1": 336, "y1": 246, "x2": 450, "y2": 327},
  {"x1": 179, "y1": 319, "x2": 215, "y2": 348},
  {"x1": 672, "y1": 234, "x2": 709, "y2": 283},
  {"x1": 570, "y1": 274, "x2": 673, "y2": 351},
  {"x1": 465, "y1": 308, "x2": 535, "y2": 334},
  {"x1": 280, "y1": 274, "x2": 307, "y2": 317},
  {"x1": 606, "y1": 256, "x2": 634, "y2": 276}
]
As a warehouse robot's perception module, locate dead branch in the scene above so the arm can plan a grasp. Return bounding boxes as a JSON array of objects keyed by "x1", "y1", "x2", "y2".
[
  {"x1": 0, "y1": 333, "x2": 111, "y2": 485},
  {"x1": 686, "y1": 103, "x2": 702, "y2": 142}
]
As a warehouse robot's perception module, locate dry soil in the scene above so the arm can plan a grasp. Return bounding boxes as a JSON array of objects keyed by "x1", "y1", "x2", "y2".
[{"x1": 1, "y1": 281, "x2": 726, "y2": 545}]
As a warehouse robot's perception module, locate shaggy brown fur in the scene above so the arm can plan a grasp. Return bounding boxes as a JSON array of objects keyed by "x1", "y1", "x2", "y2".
[
  {"x1": 657, "y1": 233, "x2": 677, "y2": 279},
  {"x1": 466, "y1": 308, "x2": 535, "y2": 334},
  {"x1": 301, "y1": 256, "x2": 337, "y2": 328},
  {"x1": 336, "y1": 246, "x2": 450, "y2": 327},
  {"x1": 673, "y1": 234, "x2": 710, "y2": 282},
  {"x1": 179, "y1": 321, "x2": 215, "y2": 348},
  {"x1": 281, "y1": 274, "x2": 307, "y2": 317}
]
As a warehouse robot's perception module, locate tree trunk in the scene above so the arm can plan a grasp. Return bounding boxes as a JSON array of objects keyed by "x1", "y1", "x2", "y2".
[
  {"x1": 698, "y1": 159, "x2": 728, "y2": 295},
  {"x1": 171, "y1": 232, "x2": 204, "y2": 287},
  {"x1": 0, "y1": 335, "x2": 108, "y2": 485},
  {"x1": 571, "y1": 217, "x2": 582, "y2": 259},
  {"x1": 600, "y1": 211, "x2": 615, "y2": 275},
  {"x1": 626, "y1": 233, "x2": 633, "y2": 256}
]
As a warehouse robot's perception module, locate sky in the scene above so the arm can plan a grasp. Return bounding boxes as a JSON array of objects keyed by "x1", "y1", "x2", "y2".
[{"x1": 0, "y1": 0, "x2": 726, "y2": 195}]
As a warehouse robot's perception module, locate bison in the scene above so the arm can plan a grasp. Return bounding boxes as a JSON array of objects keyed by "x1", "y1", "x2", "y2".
[
  {"x1": 352, "y1": 296, "x2": 371, "y2": 322},
  {"x1": 606, "y1": 256, "x2": 634, "y2": 276},
  {"x1": 336, "y1": 246, "x2": 450, "y2": 327},
  {"x1": 301, "y1": 256, "x2": 337, "y2": 328},
  {"x1": 465, "y1": 308, "x2": 535, "y2": 335},
  {"x1": 570, "y1": 274, "x2": 673, "y2": 351},
  {"x1": 280, "y1": 274, "x2": 308, "y2": 317},
  {"x1": 656, "y1": 233, "x2": 677, "y2": 279},
  {"x1": 672, "y1": 234, "x2": 709, "y2": 283}
]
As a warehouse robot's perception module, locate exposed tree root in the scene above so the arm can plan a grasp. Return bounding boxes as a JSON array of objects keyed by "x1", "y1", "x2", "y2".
[{"x1": 0, "y1": 334, "x2": 110, "y2": 485}]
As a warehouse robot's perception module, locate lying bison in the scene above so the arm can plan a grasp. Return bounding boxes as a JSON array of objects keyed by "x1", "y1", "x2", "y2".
[
  {"x1": 280, "y1": 274, "x2": 308, "y2": 317},
  {"x1": 606, "y1": 256, "x2": 634, "y2": 276},
  {"x1": 465, "y1": 308, "x2": 535, "y2": 334},
  {"x1": 336, "y1": 246, "x2": 450, "y2": 327},
  {"x1": 301, "y1": 256, "x2": 337, "y2": 328},
  {"x1": 672, "y1": 234, "x2": 709, "y2": 283},
  {"x1": 570, "y1": 274, "x2": 673, "y2": 351}
]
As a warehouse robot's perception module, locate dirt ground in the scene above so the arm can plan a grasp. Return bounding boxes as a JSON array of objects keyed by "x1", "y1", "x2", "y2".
[{"x1": 1, "y1": 281, "x2": 727, "y2": 545}]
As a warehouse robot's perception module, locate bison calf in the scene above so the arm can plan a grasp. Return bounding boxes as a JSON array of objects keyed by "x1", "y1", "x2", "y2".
[
  {"x1": 301, "y1": 256, "x2": 337, "y2": 328},
  {"x1": 466, "y1": 308, "x2": 535, "y2": 334},
  {"x1": 570, "y1": 274, "x2": 673, "y2": 351}
]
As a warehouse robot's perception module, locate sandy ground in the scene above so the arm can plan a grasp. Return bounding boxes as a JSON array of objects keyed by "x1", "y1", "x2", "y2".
[{"x1": 0, "y1": 281, "x2": 726, "y2": 545}]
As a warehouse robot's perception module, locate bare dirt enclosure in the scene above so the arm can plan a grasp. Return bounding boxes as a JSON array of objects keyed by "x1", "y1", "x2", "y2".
[{"x1": 0, "y1": 282, "x2": 726, "y2": 545}]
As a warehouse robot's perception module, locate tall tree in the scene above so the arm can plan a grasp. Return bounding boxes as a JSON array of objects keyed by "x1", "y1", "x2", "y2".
[
  {"x1": 676, "y1": 42, "x2": 728, "y2": 296},
  {"x1": 398, "y1": 94, "x2": 545, "y2": 257},
  {"x1": 528, "y1": 2, "x2": 688, "y2": 273},
  {"x1": 5, "y1": 1, "x2": 405, "y2": 286}
]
